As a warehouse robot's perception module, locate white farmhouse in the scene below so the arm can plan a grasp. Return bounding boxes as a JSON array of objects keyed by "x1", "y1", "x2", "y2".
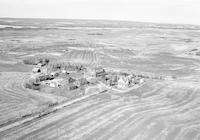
[{"x1": 117, "y1": 76, "x2": 129, "y2": 89}]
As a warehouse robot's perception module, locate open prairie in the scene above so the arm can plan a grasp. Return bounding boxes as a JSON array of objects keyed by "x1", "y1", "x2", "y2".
[{"x1": 1, "y1": 18, "x2": 200, "y2": 140}]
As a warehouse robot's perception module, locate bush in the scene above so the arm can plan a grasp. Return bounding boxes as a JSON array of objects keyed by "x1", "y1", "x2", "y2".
[
  {"x1": 23, "y1": 57, "x2": 39, "y2": 65},
  {"x1": 47, "y1": 60, "x2": 67, "y2": 71},
  {"x1": 47, "y1": 60, "x2": 85, "y2": 72},
  {"x1": 23, "y1": 55, "x2": 55, "y2": 66},
  {"x1": 25, "y1": 82, "x2": 32, "y2": 89},
  {"x1": 24, "y1": 81, "x2": 41, "y2": 90}
]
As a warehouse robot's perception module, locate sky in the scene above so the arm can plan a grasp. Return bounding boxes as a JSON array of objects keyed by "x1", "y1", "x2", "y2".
[{"x1": 0, "y1": 0, "x2": 200, "y2": 25}]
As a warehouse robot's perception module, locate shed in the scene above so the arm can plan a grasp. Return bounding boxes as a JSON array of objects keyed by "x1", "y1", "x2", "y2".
[
  {"x1": 32, "y1": 67, "x2": 41, "y2": 73},
  {"x1": 95, "y1": 67, "x2": 106, "y2": 77},
  {"x1": 38, "y1": 75, "x2": 48, "y2": 81}
]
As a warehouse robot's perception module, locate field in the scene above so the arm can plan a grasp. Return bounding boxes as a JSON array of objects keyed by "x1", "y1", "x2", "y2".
[{"x1": 1, "y1": 18, "x2": 200, "y2": 140}]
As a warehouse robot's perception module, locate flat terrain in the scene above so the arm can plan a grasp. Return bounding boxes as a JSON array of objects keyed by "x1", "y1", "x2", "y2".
[{"x1": 1, "y1": 18, "x2": 200, "y2": 140}]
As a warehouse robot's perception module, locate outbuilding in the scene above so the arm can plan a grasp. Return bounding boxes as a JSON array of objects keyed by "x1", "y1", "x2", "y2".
[
  {"x1": 50, "y1": 71, "x2": 59, "y2": 78},
  {"x1": 32, "y1": 67, "x2": 41, "y2": 73},
  {"x1": 95, "y1": 67, "x2": 107, "y2": 77}
]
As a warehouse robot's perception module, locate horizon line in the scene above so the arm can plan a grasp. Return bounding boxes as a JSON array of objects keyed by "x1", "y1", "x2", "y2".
[{"x1": 0, "y1": 17, "x2": 200, "y2": 27}]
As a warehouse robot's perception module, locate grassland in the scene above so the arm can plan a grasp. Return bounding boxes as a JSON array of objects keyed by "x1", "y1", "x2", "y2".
[{"x1": 0, "y1": 18, "x2": 200, "y2": 140}]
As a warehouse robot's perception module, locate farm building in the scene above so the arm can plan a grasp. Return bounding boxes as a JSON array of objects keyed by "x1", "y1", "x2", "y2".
[
  {"x1": 117, "y1": 76, "x2": 129, "y2": 89},
  {"x1": 61, "y1": 69, "x2": 67, "y2": 74},
  {"x1": 103, "y1": 75, "x2": 111, "y2": 84},
  {"x1": 78, "y1": 65, "x2": 86, "y2": 71},
  {"x1": 66, "y1": 77, "x2": 76, "y2": 84},
  {"x1": 111, "y1": 75, "x2": 118, "y2": 83},
  {"x1": 50, "y1": 71, "x2": 59, "y2": 78},
  {"x1": 139, "y1": 78, "x2": 144, "y2": 84},
  {"x1": 66, "y1": 83, "x2": 79, "y2": 91},
  {"x1": 37, "y1": 75, "x2": 49, "y2": 82},
  {"x1": 103, "y1": 74, "x2": 117, "y2": 86},
  {"x1": 37, "y1": 63, "x2": 42, "y2": 67},
  {"x1": 47, "y1": 78, "x2": 64, "y2": 88},
  {"x1": 32, "y1": 82, "x2": 41, "y2": 90},
  {"x1": 32, "y1": 67, "x2": 41, "y2": 73},
  {"x1": 86, "y1": 77, "x2": 97, "y2": 84},
  {"x1": 30, "y1": 73, "x2": 40, "y2": 79},
  {"x1": 59, "y1": 69, "x2": 70, "y2": 78},
  {"x1": 95, "y1": 67, "x2": 107, "y2": 77},
  {"x1": 79, "y1": 78, "x2": 89, "y2": 85},
  {"x1": 133, "y1": 77, "x2": 140, "y2": 84},
  {"x1": 74, "y1": 78, "x2": 89, "y2": 87}
]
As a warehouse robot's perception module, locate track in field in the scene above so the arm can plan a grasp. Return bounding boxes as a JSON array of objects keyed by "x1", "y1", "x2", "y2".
[{"x1": 1, "y1": 80, "x2": 200, "y2": 140}]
